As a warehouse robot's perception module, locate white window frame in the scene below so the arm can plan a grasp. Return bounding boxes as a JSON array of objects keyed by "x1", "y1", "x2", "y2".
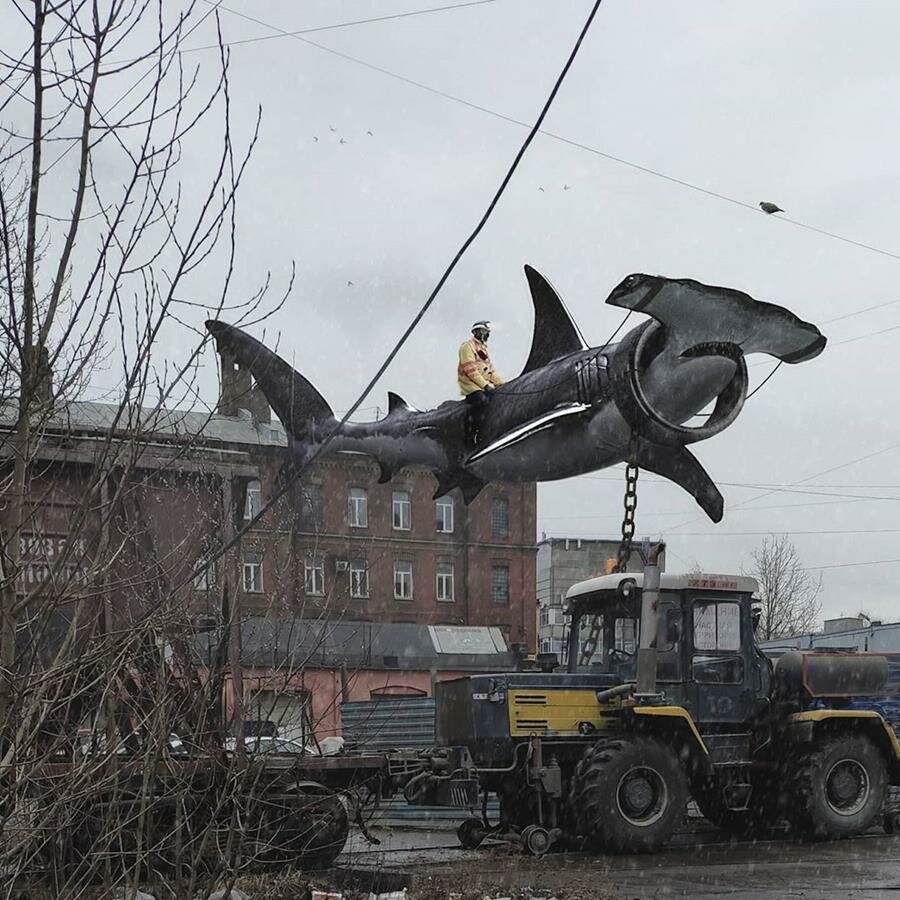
[
  {"x1": 349, "y1": 487, "x2": 368, "y2": 528},
  {"x1": 194, "y1": 557, "x2": 214, "y2": 592},
  {"x1": 242, "y1": 552, "x2": 263, "y2": 593},
  {"x1": 540, "y1": 638, "x2": 563, "y2": 656},
  {"x1": 304, "y1": 555, "x2": 325, "y2": 596},
  {"x1": 436, "y1": 561, "x2": 455, "y2": 602},
  {"x1": 244, "y1": 479, "x2": 262, "y2": 520},
  {"x1": 394, "y1": 560, "x2": 413, "y2": 600},
  {"x1": 349, "y1": 558, "x2": 369, "y2": 599},
  {"x1": 540, "y1": 607, "x2": 561, "y2": 628},
  {"x1": 392, "y1": 491, "x2": 411, "y2": 531},
  {"x1": 435, "y1": 495, "x2": 454, "y2": 533}
]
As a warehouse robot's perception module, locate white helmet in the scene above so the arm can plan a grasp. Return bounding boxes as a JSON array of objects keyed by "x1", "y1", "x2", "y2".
[{"x1": 471, "y1": 320, "x2": 492, "y2": 334}]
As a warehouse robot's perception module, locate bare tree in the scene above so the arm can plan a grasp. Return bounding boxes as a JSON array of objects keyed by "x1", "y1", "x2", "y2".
[
  {"x1": 745, "y1": 535, "x2": 822, "y2": 640},
  {"x1": 0, "y1": 2, "x2": 315, "y2": 896}
]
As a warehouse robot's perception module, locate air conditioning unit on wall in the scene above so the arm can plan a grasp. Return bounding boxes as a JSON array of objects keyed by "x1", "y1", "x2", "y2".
[{"x1": 335, "y1": 560, "x2": 349, "y2": 572}]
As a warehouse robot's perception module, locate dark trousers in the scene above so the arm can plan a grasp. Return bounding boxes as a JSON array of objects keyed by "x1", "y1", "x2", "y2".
[{"x1": 464, "y1": 389, "x2": 492, "y2": 444}]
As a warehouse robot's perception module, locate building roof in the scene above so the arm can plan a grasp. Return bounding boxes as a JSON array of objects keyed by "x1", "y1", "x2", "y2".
[
  {"x1": 1, "y1": 398, "x2": 289, "y2": 448},
  {"x1": 195, "y1": 618, "x2": 516, "y2": 671},
  {"x1": 566, "y1": 571, "x2": 758, "y2": 601}
]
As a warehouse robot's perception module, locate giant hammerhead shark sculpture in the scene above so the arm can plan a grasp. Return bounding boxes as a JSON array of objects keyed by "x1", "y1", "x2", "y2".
[{"x1": 206, "y1": 267, "x2": 825, "y2": 522}]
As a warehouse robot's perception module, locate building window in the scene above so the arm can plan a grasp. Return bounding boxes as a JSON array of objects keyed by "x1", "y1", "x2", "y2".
[
  {"x1": 349, "y1": 487, "x2": 368, "y2": 528},
  {"x1": 242, "y1": 552, "x2": 263, "y2": 593},
  {"x1": 394, "y1": 560, "x2": 413, "y2": 600},
  {"x1": 392, "y1": 491, "x2": 411, "y2": 531},
  {"x1": 436, "y1": 561, "x2": 454, "y2": 602},
  {"x1": 298, "y1": 483, "x2": 323, "y2": 531},
  {"x1": 194, "y1": 557, "x2": 214, "y2": 592},
  {"x1": 540, "y1": 607, "x2": 562, "y2": 628},
  {"x1": 350, "y1": 558, "x2": 369, "y2": 598},
  {"x1": 491, "y1": 496, "x2": 509, "y2": 539},
  {"x1": 540, "y1": 638, "x2": 563, "y2": 656},
  {"x1": 244, "y1": 479, "x2": 262, "y2": 520},
  {"x1": 492, "y1": 564, "x2": 509, "y2": 605},
  {"x1": 435, "y1": 495, "x2": 454, "y2": 533},
  {"x1": 304, "y1": 555, "x2": 325, "y2": 596}
]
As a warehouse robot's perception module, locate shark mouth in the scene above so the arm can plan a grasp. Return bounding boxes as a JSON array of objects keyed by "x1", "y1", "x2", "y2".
[{"x1": 608, "y1": 321, "x2": 749, "y2": 447}]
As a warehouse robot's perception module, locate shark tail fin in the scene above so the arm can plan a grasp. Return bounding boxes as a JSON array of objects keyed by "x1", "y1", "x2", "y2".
[{"x1": 206, "y1": 320, "x2": 336, "y2": 444}]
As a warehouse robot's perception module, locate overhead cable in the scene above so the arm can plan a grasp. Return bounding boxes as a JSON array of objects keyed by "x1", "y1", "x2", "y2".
[
  {"x1": 213, "y1": 3, "x2": 900, "y2": 266},
  {"x1": 185, "y1": 0, "x2": 498, "y2": 54},
  {"x1": 167, "y1": 0, "x2": 608, "y2": 605}
]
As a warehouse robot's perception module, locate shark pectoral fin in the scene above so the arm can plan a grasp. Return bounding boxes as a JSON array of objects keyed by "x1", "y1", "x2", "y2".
[{"x1": 634, "y1": 440, "x2": 724, "y2": 523}]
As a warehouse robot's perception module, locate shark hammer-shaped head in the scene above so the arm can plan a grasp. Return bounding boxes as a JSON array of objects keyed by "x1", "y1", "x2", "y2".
[
  {"x1": 602, "y1": 273, "x2": 826, "y2": 452},
  {"x1": 607, "y1": 273, "x2": 826, "y2": 363}
]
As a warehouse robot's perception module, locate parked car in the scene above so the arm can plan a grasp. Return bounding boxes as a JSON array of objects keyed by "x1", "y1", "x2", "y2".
[{"x1": 222, "y1": 735, "x2": 345, "y2": 756}]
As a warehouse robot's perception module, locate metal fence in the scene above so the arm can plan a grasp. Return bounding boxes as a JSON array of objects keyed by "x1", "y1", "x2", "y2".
[{"x1": 341, "y1": 696, "x2": 436, "y2": 752}]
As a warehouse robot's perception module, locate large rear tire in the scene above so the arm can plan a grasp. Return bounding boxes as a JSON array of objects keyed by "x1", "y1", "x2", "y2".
[
  {"x1": 787, "y1": 736, "x2": 887, "y2": 840},
  {"x1": 569, "y1": 737, "x2": 687, "y2": 853}
]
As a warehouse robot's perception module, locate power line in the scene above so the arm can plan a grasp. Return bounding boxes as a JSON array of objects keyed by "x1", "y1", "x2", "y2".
[
  {"x1": 660, "y1": 441, "x2": 900, "y2": 534},
  {"x1": 540, "y1": 494, "x2": 900, "y2": 522},
  {"x1": 183, "y1": 1, "x2": 497, "y2": 54},
  {"x1": 43, "y1": 2, "x2": 224, "y2": 175},
  {"x1": 642, "y1": 529, "x2": 900, "y2": 537},
  {"x1": 166, "y1": 0, "x2": 608, "y2": 611},
  {"x1": 805, "y1": 558, "x2": 900, "y2": 572},
  {"x1": 576, "y1": 471, "x2": 900, "y2": 499},
  {"x1": 213, "y1": 5, "x2": 900, "y2": 266}
]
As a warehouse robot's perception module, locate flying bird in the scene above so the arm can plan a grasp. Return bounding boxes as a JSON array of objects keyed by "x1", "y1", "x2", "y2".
[
  {"x1": 339, "y1": 138, "x2": 347, "y2": 145},
  {"x1": 347, "y1": 280, "x2": 353, "y2": 287},
  {"x1": 759, "y1": 201, "x2": 784, "y2": 215},
  {"x1": 538, "y1": 187, "x2": 545, "y2": 192},
  {"x1": 329, "y1": 126, "x2": 336, "y2": 132},
  {"x1": 563, "y1": 184, "x2": 571, "y2": 191},
  {"x1": 313, "y1": 136, "x2": 318, "y2": 142},
  {"x1": 367, "y1": 130, "x2": 373, "y2": 136}
]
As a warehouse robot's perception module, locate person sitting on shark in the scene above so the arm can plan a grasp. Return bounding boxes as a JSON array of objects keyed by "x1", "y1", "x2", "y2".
[{"x1": 458, "y1": 320, "x2": 503, "y2": 445}]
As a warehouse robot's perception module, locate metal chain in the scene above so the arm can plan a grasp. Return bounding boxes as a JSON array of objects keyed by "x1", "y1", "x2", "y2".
[
  {"x1": 579, "y1": 434, "x2": 640, "y2": 666},
  {"x1": 615, "y1": 436, "x2": 640, "y2": 573}
]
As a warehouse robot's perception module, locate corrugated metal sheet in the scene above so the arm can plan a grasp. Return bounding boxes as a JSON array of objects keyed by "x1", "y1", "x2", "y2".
[{"x1": 341, "y1": 697, "x2": 435, "y2": 751}]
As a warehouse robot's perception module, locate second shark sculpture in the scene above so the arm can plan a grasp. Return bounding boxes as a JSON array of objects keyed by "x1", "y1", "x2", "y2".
[{"x1": 206, "y1": 267, "x2": 825, "y2": 522}]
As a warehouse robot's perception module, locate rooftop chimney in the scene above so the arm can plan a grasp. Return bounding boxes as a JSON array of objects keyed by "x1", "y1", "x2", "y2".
[{"x1": 216, "y1": 345, "x2": 270, "y2": 423}]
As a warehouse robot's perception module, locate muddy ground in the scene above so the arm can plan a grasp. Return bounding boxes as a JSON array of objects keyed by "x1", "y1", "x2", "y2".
[{"x1": 336, "y1": 827, "x2": 900, "y2": 900}]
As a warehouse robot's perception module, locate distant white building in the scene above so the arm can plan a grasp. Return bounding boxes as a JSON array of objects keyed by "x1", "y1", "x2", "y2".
[
  {"x1": 758, "y1": 616, "x2": 900, "y2": 655},
  {"x1": 536, "y1": 537, "x2": 656, "y2": 658}
]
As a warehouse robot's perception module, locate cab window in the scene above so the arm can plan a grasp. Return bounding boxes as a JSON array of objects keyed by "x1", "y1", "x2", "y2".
[
  {"x1": 656, "y1": 600, "x2": 682, "y2": 682},
  {"x1": 692, "y1": 599, "x2": 743, "y2": 684}
]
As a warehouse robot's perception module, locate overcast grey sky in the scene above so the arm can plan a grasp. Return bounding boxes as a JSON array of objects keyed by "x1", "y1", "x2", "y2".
[{"x1": 9, "y1": 1, "x2": 900, "y2": 622}]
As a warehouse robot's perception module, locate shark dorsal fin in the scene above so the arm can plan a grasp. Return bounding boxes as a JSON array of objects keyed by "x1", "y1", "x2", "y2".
[
  {"x1": 387, "y1": 391, "x2": 415, "y2": 415},
  {"x1": 520, "y1": 265, "x2": 587, "y2": 375}
]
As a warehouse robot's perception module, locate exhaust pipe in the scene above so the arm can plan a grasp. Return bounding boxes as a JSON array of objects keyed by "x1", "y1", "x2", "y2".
[{"x1": 635, "y1": 542, "x2": 666, "y2": 701}]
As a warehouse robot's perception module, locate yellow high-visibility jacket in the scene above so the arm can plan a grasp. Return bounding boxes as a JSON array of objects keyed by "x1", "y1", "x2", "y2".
[{"x1": 458, "y1": 337, "x2": 503, "y2": 396}]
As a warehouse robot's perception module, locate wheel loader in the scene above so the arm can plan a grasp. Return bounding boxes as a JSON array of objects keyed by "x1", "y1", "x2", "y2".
[{"x1": 407, "y1": 548, "x2": 900, "y2": 854}]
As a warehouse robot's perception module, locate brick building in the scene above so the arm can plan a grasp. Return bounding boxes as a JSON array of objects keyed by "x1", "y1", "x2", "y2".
[{"x1": 3, "y1": 345, "x2": 537, "y2": 739}]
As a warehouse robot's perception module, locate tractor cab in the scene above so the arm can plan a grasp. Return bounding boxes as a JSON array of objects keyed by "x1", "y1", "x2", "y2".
[{"x1": 563, "y1": 572, "x2": 770, "y2": 726}]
